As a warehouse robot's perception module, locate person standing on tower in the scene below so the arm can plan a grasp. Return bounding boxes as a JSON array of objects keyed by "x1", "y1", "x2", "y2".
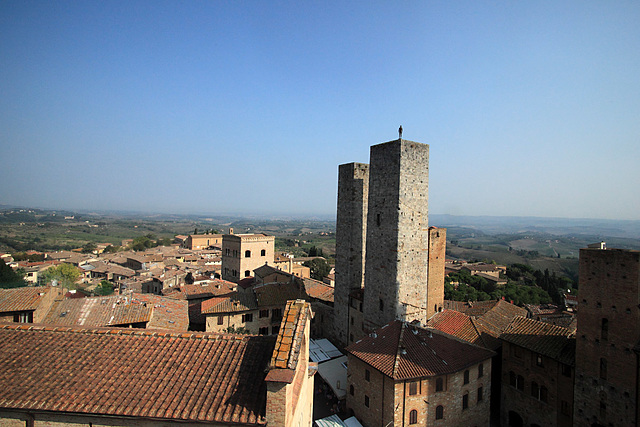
[{"x1": 398, "y1": 125, "x2": 403, "y2": 139}]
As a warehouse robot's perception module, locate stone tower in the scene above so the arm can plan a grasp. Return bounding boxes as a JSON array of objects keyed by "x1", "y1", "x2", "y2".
[
  {"x1": 333, "y1": 162, "x2": 369, "y2": 346},
  {"x1": 574, "y1": 246, "x2": 640, "y2": 426},
  {"x1": 362, "y1": 139, "x2": 431, "y2": 331}
]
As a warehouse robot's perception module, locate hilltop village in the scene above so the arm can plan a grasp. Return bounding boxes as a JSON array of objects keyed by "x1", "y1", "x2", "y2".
[{"x1": 0, "y1": 137, "x2": 638, "y2": 427}]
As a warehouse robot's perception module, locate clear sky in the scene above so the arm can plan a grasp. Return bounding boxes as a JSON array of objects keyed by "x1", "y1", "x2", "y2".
[{"x1": 1, "y1": 1, "x2": 639, "y2": 220}]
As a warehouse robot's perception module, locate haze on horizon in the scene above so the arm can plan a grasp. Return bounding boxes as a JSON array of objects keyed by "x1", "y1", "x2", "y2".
[{"x1": 1, "y1": 2, "x2": 639, "y2": 221}]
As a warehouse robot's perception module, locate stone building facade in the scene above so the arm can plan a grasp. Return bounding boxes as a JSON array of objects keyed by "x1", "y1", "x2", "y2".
[
  {"x1": 221, "y1": 233, "x2": 275, "y2": 282},
  {"x1": 334, "y1": 162, "x2": 369, "y2": 347},
  {"x1": 573, "y1": 247, "x2": 640, "y2": 426},
  {"x1": 334, "y1": 138, "x2": 446, "y2": 347},
  {"x1": 500, "y1": 316, "x2": 575, "y2": 427},
  {"x1": 346, "y1": 321, "x2": 493, "y2": 427},
  {"x1": 362, "y1": 139, "x2": 431, "y2": 331}
]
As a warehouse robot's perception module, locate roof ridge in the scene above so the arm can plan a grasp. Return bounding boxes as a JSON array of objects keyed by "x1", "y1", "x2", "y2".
[{"x1": 393, "y1": 322, "x2": 407, "y2": 378}]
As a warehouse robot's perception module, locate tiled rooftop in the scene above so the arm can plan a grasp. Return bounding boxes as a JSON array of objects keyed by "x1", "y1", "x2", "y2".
[
  {"x1": 346, "y1": 320, "x2": 495, "y2": 380},
  {"x1": 42, "y1": 293, "x2": 189, "y2": 331},
  {"x1": 501, "y1": 316, "x2": 575, "y2": 365},
  {"x1": 0, "y1": 324, "x2": 275, "y2": 424},
  {"x1": 427, "y1": 309, "x2": 491, "y2": 348},
  {"x1": 302, "y1": 278, "x2": 334, "y2": 303},
  {"x1": 201, "y1": 292, "x2": 258, "y2": 314},
  {"x1": 0, "y1": 286, "x2": 53, "y2": 313},
  {"x1": 269, "y1": 300, "x2": 311, "y2": 374}
]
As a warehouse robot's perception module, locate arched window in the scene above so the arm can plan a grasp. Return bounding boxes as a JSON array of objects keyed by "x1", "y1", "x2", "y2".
[
  {"x1": 245, "y1": 250, "x2": 251, "y2": 258},
  {"x1": 462, "y1": 393, "x2": 469, "y2": 409},
  {"x1": 349, "y1": 384, "x2": 354, "y2": 395},
  {"x1": 436, "y1": 377, "x2": 444, "y2": 392},
  {"x1": 261, "y1": 249, "x2": 266, "y2": 256},
  {"x1": 435, "y1": 405, "x2": 444, "y2": 420},
  {"x1": 409, "y1": 409, "x2": 417, "y2": 424}
]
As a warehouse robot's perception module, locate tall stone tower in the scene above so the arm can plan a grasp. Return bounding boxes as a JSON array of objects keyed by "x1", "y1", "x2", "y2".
[
  {"x1": 574, "y1": 246, "x2": 640, "y2": 426},
  {"x1": 333, "y1": 162, "x2": 369, "y2": 346},
  {"x1": 362, "y1": 139, "x2": 431, "y2": 331}
]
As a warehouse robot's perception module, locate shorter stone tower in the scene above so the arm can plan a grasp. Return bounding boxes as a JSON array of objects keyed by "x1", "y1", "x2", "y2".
[{"x1": 334, "y1": 162, "x2": 369, "y2": 346}]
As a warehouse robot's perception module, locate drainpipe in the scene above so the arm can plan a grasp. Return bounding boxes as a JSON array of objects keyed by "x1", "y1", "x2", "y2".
[{"x1": 402, "y1": 380, "x2": 406, "y2": 427}]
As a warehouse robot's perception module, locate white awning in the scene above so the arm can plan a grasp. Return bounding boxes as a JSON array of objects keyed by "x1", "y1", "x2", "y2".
[{"x1": 317, "y1": 355, "x2": 348, "y2": 399}]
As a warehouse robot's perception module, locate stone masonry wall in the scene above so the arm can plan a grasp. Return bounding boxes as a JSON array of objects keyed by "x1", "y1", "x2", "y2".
[
  {"x1": 363, "y1": 139, "x2": 430, "y2": 331},
  {"x1": 334, "y1": 162, "x2": 369, "y2": 347}
]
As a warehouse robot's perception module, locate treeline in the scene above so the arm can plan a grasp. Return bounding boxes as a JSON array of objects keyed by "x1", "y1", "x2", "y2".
[{"x1": 445, "y1": 264, "x2": 576, "y2": 306}]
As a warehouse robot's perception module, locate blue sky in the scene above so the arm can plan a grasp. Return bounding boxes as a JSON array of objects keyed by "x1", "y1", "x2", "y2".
[{"x1": 1, "y1": 1, "x2": 639, "y2": 220}]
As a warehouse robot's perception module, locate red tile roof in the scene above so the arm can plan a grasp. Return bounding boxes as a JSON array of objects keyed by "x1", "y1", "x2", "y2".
[
  {"x1": 346, "y1": 321, "x2": 494, "y2": 380},
  {"x1": 201, "y1": 292, "x2": 258, "y2": 314},
  {"x1": 427, "y1": 310, "x2": 491, "y2": 348},
  {"x1": 501, "y1": 316, "x2": 575, "y2": 365},
  {"x1": 0, "y1": 287, "x2": 53, "y2": 313},
  {"x1": 0, "y1": 324, "x2": 274, "y2": 424},
  {"x1": 42, "y1": 293, "x2": 189, "y2": 331},
  {"x1": 302, "y1": 278, "x2": 334, "y2": 303}
]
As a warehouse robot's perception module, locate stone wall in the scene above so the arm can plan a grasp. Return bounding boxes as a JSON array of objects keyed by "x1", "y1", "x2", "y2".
[
  {"x1": 334, "y1": 162, "x2": 369, "y2": 347},
  {"x1": 363, "y1": 140, "x2": 430, "y2": 331}
]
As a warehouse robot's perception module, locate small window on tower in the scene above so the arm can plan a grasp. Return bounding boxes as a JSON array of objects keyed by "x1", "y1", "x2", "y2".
[
  {"x1": 379, "y1": 298, "x2": 384, "y2": 311},
  {"x1": 376, "y1": 213, "x2": 381, "y2": 226}
]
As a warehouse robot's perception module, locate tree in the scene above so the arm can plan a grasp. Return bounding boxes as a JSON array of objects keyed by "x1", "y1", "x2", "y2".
[
  {"x1": 95, "y1": 280, "x2": 114, "y2": 296},
  {"x1": 303, "y1": 258, "x2": 331, "y2": 281},
  {"x1": 42, "y1": 263, "x2": 81, "y2": 289},
  {"x1": 307, "y1": 246, "x2": 324, "y2": 257},
  {"x1": 0, "y1": 259, "x2": 27, "y2": 289},
  {"x1": 81, "y1": 242, "x2": 97, "y2": 254},
  {"x1": 102, "y1": 245, "x2": 120, "y2": 253}
]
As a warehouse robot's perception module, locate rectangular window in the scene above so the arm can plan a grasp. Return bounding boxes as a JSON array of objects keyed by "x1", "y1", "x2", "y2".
[
  {"x1": 242, "y1": 313, "x2": 253, "y2": 322},
  {"x1": 379, "y1": 298, "x2": 384, "y2": 311},
  {"x1": 217, "y1": 315, "x2": 224, "y2": 325},
  {"x1": 462, "y1": 394, "x2": 469, "y2": 410},
  {"x1": 477, "y1": 387, "x2": 483, "y2": 402},
  {"x1": 364, "y1": 395, "x2": 370, "y2": 407},
  {"x1": 478, "y1": 363, "x2": 484, "y2": 378},
  {"x1": 562, "y1": 364, "x2": 572, "y2": 377},
  {"x1": 258, "y1": 327, "x2": 268, "y2": 335},
  {"x1": 259, "y1": 309, "x2": 269, "y2": 318},
  {"x1": 272, "y1": 325, "x2": 280, "y2": 335},
  {"x1": 409, "y1": 381, "x2": 419, "y2": 395},
  {"x1": 561, "y1": 400, "x2": 570, "y2": 416},
  {"x1": 365, "y1": 369, "x2": 370, "y2": 382},
  {"x1": 272, "y1": 308, "x2": 282, "y2": 320},
  {"x1": 536, "y1": 354, "x2": 544, "y2": 367}
]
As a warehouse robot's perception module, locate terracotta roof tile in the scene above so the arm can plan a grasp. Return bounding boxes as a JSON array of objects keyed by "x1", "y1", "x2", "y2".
[
  {"x1": 42, "y1": 293, "x2": 189, "y2": 331},
  {"x1": 501, "y1": 316, "x2": 575, "y2": 365},
  {"x1": 269, "y1": 300, "x2": 311, "y2": 375},
  {"x1": 201, "y1": 292, "x2": 257, "y2": 314},
  {"x1": 346, "y1": 321, "x2": 494, "y2": 380},
  {"x1": 0, "y1": 324, "x2": 274, "y2": 424},
  {"x1": 0, "y1": 286, "x2": 53, "y2": 313},
  {"x1": 427, "y1": 310, "x2": 492, "y2": 348}
]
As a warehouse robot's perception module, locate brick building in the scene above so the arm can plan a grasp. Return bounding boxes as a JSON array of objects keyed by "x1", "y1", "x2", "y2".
[
  {"x1": 346, "y1": 320, "x2": 494, "y2": 426},
  {"x1": 573, "y1": 246, "x2": 640, "y2": 426},
  {"x1": 500, "y1": 316, "x2": 575, "y2": 427}
]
